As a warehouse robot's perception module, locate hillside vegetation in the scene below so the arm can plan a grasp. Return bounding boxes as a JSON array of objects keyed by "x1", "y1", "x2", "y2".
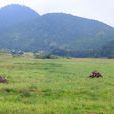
[{"x1": 0, "y1": 4, "x2": 114, "y2": 57}]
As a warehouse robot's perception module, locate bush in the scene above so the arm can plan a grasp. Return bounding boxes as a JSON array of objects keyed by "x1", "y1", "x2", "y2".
[{"x1": 33, "y1": 52, "x2": 58, "y2": 59}]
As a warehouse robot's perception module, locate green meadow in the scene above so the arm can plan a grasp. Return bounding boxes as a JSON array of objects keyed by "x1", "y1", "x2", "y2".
[{"x1": 0, "y1": 53, "x2": 114, "y2": 114}]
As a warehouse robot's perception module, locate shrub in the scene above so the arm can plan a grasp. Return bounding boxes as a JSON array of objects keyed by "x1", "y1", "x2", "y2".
[{"x1": 33, "y1": 52, "x2": 58, "y2": 59}]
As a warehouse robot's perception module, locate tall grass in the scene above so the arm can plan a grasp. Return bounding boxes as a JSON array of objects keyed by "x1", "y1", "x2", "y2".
[{"x1": 0, "y1": 54, "x2": 114, "y2": 113}]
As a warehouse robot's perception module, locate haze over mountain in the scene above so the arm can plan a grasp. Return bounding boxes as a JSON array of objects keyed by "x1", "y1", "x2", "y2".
[{"x1": 0, "y1": 4, "x2": 114, "y2": 57}]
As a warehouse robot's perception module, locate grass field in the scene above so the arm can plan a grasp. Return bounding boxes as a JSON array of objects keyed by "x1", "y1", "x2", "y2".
[{"x1": 0, "y1": 53, "x2": 114, "y2": 114}]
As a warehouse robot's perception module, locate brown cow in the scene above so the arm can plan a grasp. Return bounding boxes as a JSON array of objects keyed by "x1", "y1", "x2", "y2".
[
  {"x1": 89, "y1": 71, "x2": 102, "y2": 78},
  {"x1": 0, "y1": 76, "x2": 8, "y2": 83}
]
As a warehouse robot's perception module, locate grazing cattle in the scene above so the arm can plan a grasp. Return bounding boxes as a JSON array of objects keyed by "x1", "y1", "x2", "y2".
[
  {"x1": 89, "y1": 71, "x2": 102, "y2": 78},
  {"x1": 0, "y1": 76, "x2": 7, "y2": 83}
]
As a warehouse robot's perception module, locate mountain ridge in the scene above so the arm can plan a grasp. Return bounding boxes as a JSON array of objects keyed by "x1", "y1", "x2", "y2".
[{"x1": 0, "y1": 4, "x2": 114, "y2": 57}]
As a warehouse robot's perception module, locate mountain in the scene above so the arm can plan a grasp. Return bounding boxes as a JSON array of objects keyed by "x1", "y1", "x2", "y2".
[
  {"x1": 0, "y1": 4, "x2": 114, "y2": 57},
  {"x1": 0, "y1": 4, "x2": 39, "y2": 30}
]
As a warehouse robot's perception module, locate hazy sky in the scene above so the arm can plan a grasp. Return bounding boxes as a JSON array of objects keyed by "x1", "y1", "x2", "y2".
[{"x1": 0, "y1": 0, "x2": 114, "y2": 27}]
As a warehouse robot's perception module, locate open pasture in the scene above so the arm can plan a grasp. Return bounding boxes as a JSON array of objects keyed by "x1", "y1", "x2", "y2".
[{"x1": 0, "y1": 53, "x2": 114, "y2": 114}]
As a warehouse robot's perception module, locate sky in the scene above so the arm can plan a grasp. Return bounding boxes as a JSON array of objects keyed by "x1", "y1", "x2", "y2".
[{"x1": 0, "y1": 0, "x2": 114, "y2": 27}]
